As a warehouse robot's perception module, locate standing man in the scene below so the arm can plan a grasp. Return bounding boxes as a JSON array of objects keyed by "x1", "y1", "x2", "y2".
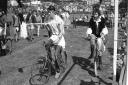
[
  {"x1": 0, "y1": 10, "x2": 7, "y2": 55},
  {"x1": 26, "y1": 10, "x2": 36, "y2": 41},
  {"x1": 35, "y1": 10, "x2": 42, "y2": 37},
  {"x1": 45, "y1": 5, "x2": 67, "y2": 79}
]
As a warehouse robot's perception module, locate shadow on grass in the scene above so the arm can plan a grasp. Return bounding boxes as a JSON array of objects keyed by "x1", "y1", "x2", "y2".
[
  {"x1": 72, "y1": 56, "x2": 95, "y2": 77},
  {"x1": 108, "y1": 68, "x2": 121, "y2": 83},
  {"x1": 57, "y1": 56, "x2": 92, "y2": 85},
  {"x1": 72, "y1": 56, "x2": 112, "y2": 85},
  {"x1": 98, "y1": 76, "x2": 112, "y2": 85},
  {"x1": 57, "y1": 56, "x2": 113, "y2": 85},
  {"x1": 80, "y1": 80, "x2": 95, "y2": 85},
  {"x1": 80, "y1": 77, "x2": 112, "y2": 85}
]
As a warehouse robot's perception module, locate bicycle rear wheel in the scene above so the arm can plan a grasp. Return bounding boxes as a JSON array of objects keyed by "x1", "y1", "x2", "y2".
[
  {"x1": 29, "y1": 56, "x2": 50, "y2": 85},
  {"x1": 29, "y1": 73, "x2": 49, "y2": 85}
]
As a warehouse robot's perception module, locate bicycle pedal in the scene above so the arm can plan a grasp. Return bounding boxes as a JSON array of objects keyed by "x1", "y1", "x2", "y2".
[{"x1": 37, "y1": 77, "x2": 42, "y2": 81}]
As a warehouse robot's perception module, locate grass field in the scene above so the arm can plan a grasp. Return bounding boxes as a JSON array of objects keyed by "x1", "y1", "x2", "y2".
[{"x1": 0, "y1": 18, "x2": 117, "y2": 85}]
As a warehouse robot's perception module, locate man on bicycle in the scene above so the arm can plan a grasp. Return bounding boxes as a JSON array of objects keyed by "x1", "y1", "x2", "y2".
[
  {"x1": 44, "y1": 5, "x2": 66, "y2": 79},
  {"x1": 86, "y1": 9, "x2": 108, "y2": 69}
]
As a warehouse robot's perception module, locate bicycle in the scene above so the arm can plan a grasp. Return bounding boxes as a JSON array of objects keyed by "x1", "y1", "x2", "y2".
[
  {"x1": 29, "y1": 41, "x2": 66, "y2": 85},
  {"x1": 29, "y1": 56, "x2": 53, "y2": 85},
  {"x1": 89, "y1": 34, "x2": 104, "y2": 77}
]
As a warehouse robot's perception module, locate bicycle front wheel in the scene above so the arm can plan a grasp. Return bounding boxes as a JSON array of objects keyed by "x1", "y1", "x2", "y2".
[{"x1": 29, "y1": 73, "x2": 49, "y2": 85}]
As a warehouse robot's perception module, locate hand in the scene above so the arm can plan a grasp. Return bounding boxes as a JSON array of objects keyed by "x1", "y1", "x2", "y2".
[
  {"x1": 100, "y1": 33, "x2": 104, "y2": 38},
  {"x1": 58, "y1": 34, "x2": 63, "y2": 39},
  {"x1": 100, "y1": 33, "x2": 105, "y2": 40},
  {"x1": 87, "y1": 34, "x2": 92, "y2": 39}
]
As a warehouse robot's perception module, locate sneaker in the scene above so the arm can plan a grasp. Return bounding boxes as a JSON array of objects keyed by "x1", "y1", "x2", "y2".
[{"x1": 55, "y1": 72, "x2": 60, "y2": 79}]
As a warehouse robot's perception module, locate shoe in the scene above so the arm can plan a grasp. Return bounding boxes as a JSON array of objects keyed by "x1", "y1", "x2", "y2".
[{"x1": 55, "y1": 72, "x2": 60, "y2": 79}]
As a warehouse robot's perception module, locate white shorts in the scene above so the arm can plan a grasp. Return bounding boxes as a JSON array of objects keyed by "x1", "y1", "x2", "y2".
[{"x1": 50, "y1": 35, "x2": 65, "y2": 49}]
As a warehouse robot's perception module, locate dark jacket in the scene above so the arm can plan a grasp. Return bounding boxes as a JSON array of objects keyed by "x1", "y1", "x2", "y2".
[
  {"x1": 26, "y1": 13, "x2": 31, "y2": 23},
  {"x1": 30, "y1": 15, "x2": 37, "y2": 23},
  {"x1": 89, "y1": 16, "x2": 106, "y2": 37},
  {"x1": 18, "y1": 13, "x2": 24, "y2": 24}
]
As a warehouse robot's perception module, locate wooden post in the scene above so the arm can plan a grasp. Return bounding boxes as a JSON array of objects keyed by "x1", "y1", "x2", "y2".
[{"x1": 113, "y1": 0, "x2": 119, "y2": 85}]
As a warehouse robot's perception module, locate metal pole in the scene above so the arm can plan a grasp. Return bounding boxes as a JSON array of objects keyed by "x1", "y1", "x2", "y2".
[{"x1": 113, "y1": 0, "x2": 118, "y2": 85}]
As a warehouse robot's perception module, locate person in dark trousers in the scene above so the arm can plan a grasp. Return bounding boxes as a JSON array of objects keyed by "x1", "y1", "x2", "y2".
[
  {"x1": 26, "y1": 10, "x2": 36, "y2": 41},
  {"x1": 44, "y1": 5, "x2": 67, "y2": 79},
  {"x1": 18, "y1": 8, "x2": 24, "y2": 24}
]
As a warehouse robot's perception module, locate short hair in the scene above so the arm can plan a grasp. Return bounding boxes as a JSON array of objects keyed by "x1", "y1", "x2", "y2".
[
  {"x1": 93, "y1": 9, "x2": 101, "y2": 16},
  {"x1": 47, "y1": 5, "x2": 56, "y2": 11}
]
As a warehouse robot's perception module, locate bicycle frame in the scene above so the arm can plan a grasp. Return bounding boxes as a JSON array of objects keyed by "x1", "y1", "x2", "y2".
[
  {"x1": 29, "y1": 41, "x2": 65, "y2": 85},
  {"x1": 90, "y1": 34, "x2": 103, "y2": 77}
]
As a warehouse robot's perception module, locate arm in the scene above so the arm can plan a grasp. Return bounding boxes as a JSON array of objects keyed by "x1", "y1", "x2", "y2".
[
  {"x1": 86, "y1": 28, "x2": 92, "y2": 37},
  {"x1": 86, "y1": 17, "x2": 93, "y2": 37},
  {"x1": 58, "y1": 22, "x2": 64, "y2": 38},
  {"x1": 101, "y1": 26, "x2": 108, "y2": 36},
  {"x1": 100, "y1": 17, "x2": 108, "y2": 37}
]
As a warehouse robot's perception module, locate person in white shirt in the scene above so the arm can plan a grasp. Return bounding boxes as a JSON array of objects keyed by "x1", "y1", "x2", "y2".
[
  {"x1": 45, "y1": 5, "x2": 67, "y2": 79},
  {"x1": 86, "y1": 9, "x2": 108, "y2": 69}
]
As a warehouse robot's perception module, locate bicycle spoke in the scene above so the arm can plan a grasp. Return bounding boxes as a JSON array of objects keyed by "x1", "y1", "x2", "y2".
[{"x1": 29, "y1": 74, "x2": 49, "y2": 85}]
